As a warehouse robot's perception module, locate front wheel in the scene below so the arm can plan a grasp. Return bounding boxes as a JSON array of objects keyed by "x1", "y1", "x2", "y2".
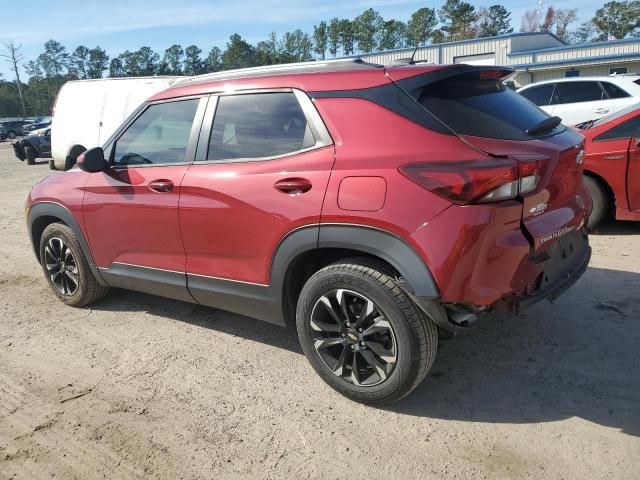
[
  {"x1": 25, "y1": 145, "x2": 36, "y2": 165},
  {"x1": 8, "y1": 130, "x2": 16, "y2": 139},
  {"x1": 39, "y1": 223, "x2": 109, "y2": 307},
  {"x1": 296, "y1": 259, "x2": 438, "y2": 405}
]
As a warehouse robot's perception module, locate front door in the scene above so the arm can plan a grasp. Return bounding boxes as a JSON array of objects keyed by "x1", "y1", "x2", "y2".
[
  {"x1": 628, "y1": 137, "x2": 640, "y2": 211},
  {"x1": 179, "y1": 91, "x2": 334, "y2": 300},
  {"x1": 83, "y1": 97, "x2": 206, "y2": 299}
]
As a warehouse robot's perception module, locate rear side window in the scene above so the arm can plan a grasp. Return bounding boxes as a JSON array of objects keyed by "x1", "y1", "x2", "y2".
[
  {"x1": 601, "y1": 82, "x2": 630, "y2": 99},
  {"x1": 520, "y1": 84, "x2": 555, "y2": 106},
  {"x1": 552, "y1": 82, "x2": 604, "y2": 105},
  {"x1": 113, "y1": 99, "x2": 199, "y2": 166},
  {"x1": 595, "y1": 115, "x2": 640, "y2": 141},
  {"x1": 414, "y1": 72, "x2": 558, "y2": 140},
  {"x1": 208, "y1": 92, "x2": 315, "y2": 161}
]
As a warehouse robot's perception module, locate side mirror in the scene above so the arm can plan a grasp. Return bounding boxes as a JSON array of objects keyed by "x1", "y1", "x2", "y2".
[
  {"x1": 77, "y1": 147, "x2": 107, "y2": 173},
  {"x1": 635, "y1": 137, "x2": 640, "y2": 147}
]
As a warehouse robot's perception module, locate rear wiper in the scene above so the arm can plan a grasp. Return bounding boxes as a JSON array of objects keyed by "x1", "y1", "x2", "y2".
[{"x1": 526, "y1": 116, "x2": 562, "y2": 136}]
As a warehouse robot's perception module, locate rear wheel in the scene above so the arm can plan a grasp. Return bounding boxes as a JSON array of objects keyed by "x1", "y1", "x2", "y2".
[
  {"x1": 584, "y1": 175, "x2": 609, "y2": 230},
  {"x1": 8, "y1": 130, "x2": 16, "y2": 139},
  {"x1": 39, "y1": 223, "x2": 109, "y2": 307},
  {"x1": 25, "y1": 145, "x2": 36, "y2": 165},
  {"x1": 296, "y1": 259, "x2": 438, "y2": 405}
]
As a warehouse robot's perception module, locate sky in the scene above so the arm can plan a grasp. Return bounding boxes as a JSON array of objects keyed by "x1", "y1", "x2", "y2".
[{"x1": 0, "y1": 0, "x2": 603, "y2": 79}]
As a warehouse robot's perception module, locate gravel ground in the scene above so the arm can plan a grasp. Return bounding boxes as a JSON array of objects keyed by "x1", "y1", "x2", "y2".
[{"x1": 0, "y1": 141, "x2": 638, "y2": 479}]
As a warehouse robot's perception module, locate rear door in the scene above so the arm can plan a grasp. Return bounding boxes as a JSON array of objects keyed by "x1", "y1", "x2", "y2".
[
  {"x1": 179, "y1": 89, "x2": 334, "y2": 299},
  {"x1": 550, "y1": 81, "x2": 611, "y2": 125}
]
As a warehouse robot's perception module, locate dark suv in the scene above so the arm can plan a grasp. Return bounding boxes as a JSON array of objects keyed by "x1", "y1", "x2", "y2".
[{"x1": 26, "y1": 60, "x2": 591, "y2": 404}]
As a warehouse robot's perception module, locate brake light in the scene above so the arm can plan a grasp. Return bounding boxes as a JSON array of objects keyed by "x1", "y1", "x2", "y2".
[{"x1": 399, "y1": 156, "x2": 547, "y2": 205}]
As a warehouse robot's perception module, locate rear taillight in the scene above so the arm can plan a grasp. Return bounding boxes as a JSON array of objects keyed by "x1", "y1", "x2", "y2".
[{"x1": 399, "y1": 155, "x2": 548, "y2": 205}]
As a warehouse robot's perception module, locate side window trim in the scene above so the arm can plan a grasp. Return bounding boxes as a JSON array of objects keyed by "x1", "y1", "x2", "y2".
[
  {"x1": 194, "y1": 88, "x2": 333, "y2": 165},
  {"x1": 594, "y1": 115, "x2": 640, "y2": 142},
  {"x1": 109, "y1": 96, "x2": 209, "y2": 169}
]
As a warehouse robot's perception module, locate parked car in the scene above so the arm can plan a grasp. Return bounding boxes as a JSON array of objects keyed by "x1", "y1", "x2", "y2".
[
  {"x1": 574, "y1": 102, "x2": 640, "y2": 229},
  {"x1": 26, "y1": 61, "x2": 591, "y2": 404},
  {"x1": 23, "y1": 118, "x2": 52, "y2": 133},
  {"x1": 518, "y1": 76, "x2": 640, "y2": 126},
  {"x1": 0, "y1": 120, "x2": 28, "y2": 139},
  {"x1": 50, "y1": 77, "x2": 181, "y2": 170},
  {"x1": 13, "y1": 127, "x2": 52, "y2": 165}
]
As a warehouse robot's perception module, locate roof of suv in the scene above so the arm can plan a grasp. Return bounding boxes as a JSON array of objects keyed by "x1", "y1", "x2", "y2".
[
  {"x1": 150, "y1": 59, "x2": 448, "y2": 101},
  {"x1": 518, "y1": 75, "x2": 640, "y2": 91}
]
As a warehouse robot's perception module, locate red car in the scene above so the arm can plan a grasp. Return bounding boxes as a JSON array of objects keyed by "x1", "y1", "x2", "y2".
[
  {"x1": 576, "y1": 103, "x2": 640, "y2": 229},
  {"x1": 26, "y1": 61, "x2": 590, "y2": 404}
]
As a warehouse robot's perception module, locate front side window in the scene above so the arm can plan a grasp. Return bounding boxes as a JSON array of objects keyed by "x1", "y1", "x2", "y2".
[
  {"x1": 113, "y1": 99, "x2": 199, "y2": 166},
  {"x1": 595, "y1": 115, "x2": 640, "y2": 141},
  {"x1": 207, "y1": 92, "x2": 315, "y2": 161},
  {"x1": 520, "y1": 84, "x2": 555, "y2": 106},
  {"x1": 552, "y1": 82, "x2": 604, "y2": 105}
]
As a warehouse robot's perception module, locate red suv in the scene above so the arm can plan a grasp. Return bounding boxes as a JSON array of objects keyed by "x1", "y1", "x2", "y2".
[{"x1": 26, "y1": 61, "x2": 591, "y2": 404}]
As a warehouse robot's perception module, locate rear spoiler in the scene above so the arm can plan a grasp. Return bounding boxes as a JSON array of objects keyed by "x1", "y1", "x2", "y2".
[{"x1": 386, "y1": 65, "x2": 516, "y2": 93}]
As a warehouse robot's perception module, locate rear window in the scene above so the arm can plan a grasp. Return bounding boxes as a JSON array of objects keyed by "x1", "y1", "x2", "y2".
[{"x1": 413, "y1": 73, "x2": 561, "y2": 140}]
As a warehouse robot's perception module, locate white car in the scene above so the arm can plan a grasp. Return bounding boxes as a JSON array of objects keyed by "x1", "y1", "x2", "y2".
[
  {"x1": 51, "y1": 76, "x2": 181, "y2": 170},
  {"x1": 517, "y1": 75, "x2": 640, "y2": 126}
]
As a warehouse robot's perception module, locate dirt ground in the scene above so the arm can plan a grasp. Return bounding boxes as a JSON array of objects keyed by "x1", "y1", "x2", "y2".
[{"x1": 0, "y1": 141, "x2": 638, "y2": 480}]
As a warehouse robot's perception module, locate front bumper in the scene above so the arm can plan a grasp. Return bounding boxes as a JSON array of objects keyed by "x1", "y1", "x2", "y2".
[{"x1": 12, "y1": 141, "x2": 26, "y2": 161}]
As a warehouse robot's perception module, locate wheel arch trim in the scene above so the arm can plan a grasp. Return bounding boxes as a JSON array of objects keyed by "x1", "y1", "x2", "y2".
[{"x1": 28, "y1": 201, "x2": 107, "y2": 285}]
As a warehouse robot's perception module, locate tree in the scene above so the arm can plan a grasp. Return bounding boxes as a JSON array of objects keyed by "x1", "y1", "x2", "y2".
[
  {"x1": 555, "y1": 9, "x2": 578, "y2": 41},
  {"x1": 338, "y1": 19, "x2": 355, "y2": 55},
  {"x1": 206, "y1": 46, "x2": 222, "y2": 72},
  {"x1": 38, "y1": 40, "x2": 69, "y2": 77},
  {"x1": 87, "y1": 47, "x2": 109, "y2": 79},
  {"x1": 439, "y1": 0, "x2": 477, "y2": 41},
  {"x1": 406, "y1": 7, "x2": 437, "y2": 46},
  {"x1": 572, "y1": 22, "x2": 597, "y2": 43},
  {"x1": 255, "y1": 32, "x2": 281, "y2": 65},
  {"x1": 540, "y1": 7, "x2": 555, "y2": 33},
  {"x1": 313, "y1": 21, "x2": 328, "y2": 60},
  {"x1": 25, "y1": 60, "x2": 43, "y2": 81},
  {"x1": 379, "y1": 20, "x2": 407, "y2": 50},
  {"x1": 70, "y1": 45, "x2": 90, "y2": 79},
  {"x1": 1, "y1": 41, "x2": 27, "y2": 117},
  {"x1": 353, "y1": 8, "x2": 383, "y2": 53},
  {"x1": 221, "y1": 34, "x2": 256, "y2": 69},
  {"x1": 160, "y1": 44, "x2": 184, "y2": 75},
  {"x1": 520, "y1": 10, "x2": 540, "y2": 32},
  {"x1": 109, "y1": 57, "x2": 125, "y2": 77},
  {"x1": 328, "y1": 18, "x2": 341, "y2": 57},
  {"x1": 475, "y1": 5, "x2": 513, "y2": 37},
  {"x1": 282, "y1": 29, "x2": 313, "y2": 62},
  {"x1": 592, "y1": 1, "x2": 640, "y2": 40},
  {"x1": 183, "y1": 45, "x2": 204, "y2": 75},
  {"x1": 136, "y1": 47, "x2": 159, "y2": 75}
]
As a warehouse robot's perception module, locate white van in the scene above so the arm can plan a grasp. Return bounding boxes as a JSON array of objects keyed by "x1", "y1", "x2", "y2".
[{"x1": 51, "y1": 76, "x2": 181, "y2": 170}]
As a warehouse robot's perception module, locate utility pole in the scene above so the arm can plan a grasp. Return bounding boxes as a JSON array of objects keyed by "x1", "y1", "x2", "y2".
[{"x1": 1, "y1": 41, "x2": 27, "y2": 118}]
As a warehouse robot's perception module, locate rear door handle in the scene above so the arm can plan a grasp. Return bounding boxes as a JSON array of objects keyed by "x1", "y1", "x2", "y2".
[
  {"x1": 594, "y1": 108, "x2": 610, "y2": 114},
  {"x1": 274, "y1": 178, "x2": 312, "y2": 195},
  {"x1": 148, "y1": 179, "x2": 174, "y2": 193}
]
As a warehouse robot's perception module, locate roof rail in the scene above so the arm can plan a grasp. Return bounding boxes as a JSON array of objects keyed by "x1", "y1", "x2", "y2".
[{"x1": 173, "y1": 58, "x2": 383, "y2": 86}]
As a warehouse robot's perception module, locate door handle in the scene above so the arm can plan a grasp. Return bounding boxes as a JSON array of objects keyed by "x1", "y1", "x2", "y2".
[
  {"x1": 148, "y1": 179, "x2": 174, "y2": 193},
  {"x1": 594, "y1": 108, "x2": 610, "y2": 114},
  {"x1": 274, "y1": 178, "x2": 312, "y2": 195}
]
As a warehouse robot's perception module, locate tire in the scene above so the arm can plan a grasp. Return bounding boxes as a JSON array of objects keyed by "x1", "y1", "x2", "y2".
[
  {"x1": 48, "y1": 159, "x2": 57, "y2": 170},
  {"x1": 296, "y1": 258, "x2": 438, "y2": 405},
  {"x1": 8, "y1": 130, "x2": 16, "y2": 139},
  {"x1": 39, "y1": 223, "x2": 109, "y2": 307},
  {"x1": 25, "y1": 145, "x2": 36, "y2": 165},
  {"x1": 584, "y1": 175, "x2": 609, "y2": 230}
]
